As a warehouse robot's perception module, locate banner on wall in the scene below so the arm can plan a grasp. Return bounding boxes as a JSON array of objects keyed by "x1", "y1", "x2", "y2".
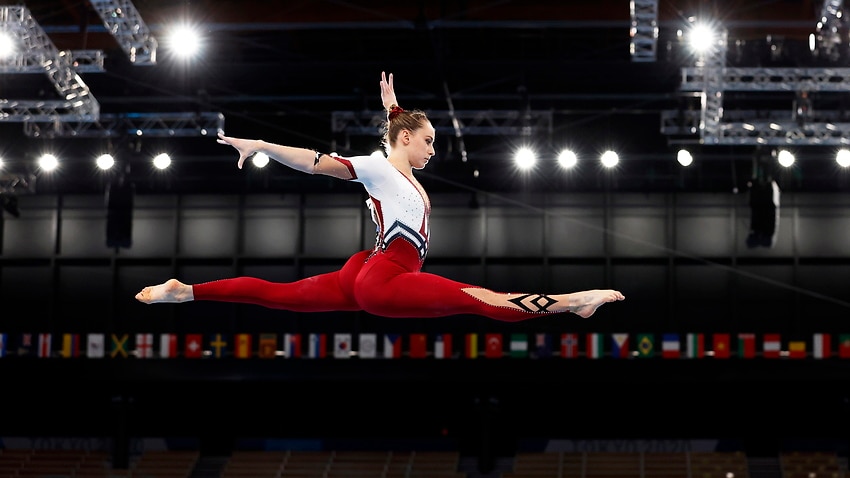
[{"x1": 0, "y1": 331, "x2": 846, "y2": 360}]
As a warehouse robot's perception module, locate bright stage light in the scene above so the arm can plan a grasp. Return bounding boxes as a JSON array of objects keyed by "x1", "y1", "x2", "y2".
[
  {"x1": 600, "y1": 150, "x2": 619, "y2": 168},
  {"x1": 153, "y1": 153, "x2": 171, "y2": 170},
  {"x1": 96, "y1": 154, "x2": 115, "y2": 170}
]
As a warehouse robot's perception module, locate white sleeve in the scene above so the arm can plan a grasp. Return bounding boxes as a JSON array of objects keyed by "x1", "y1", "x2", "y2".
[{"x1": 340, "y1": 154, "x2": 394, "y2": 190}]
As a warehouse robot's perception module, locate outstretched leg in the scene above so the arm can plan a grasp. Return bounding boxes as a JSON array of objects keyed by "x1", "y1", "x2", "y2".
[
  {"x1": 354, "y1": 241, "x2": 625, "y2": 321},
  {"x1": 461, "y1": 288, "x2": 625, "y2": 318},
  {"x1": 135, "y1": 250, "x2": 370, "y2": 312}
]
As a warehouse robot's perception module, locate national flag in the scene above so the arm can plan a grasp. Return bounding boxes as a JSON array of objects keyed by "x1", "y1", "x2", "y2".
[
  {"x1": 532, "y1": 333, "x2": 552, "y2": 359},
  {"x1": 0, "y1": 333, "x2": 6, "y2": 358},
  {"x1": 738, "y1": 333, "x2": 756, "y2": 358},
  {"x1": 409, "y1": 333, "x2": 427, "y2": 358},
  {"x1": 813, "y1": 333, "x2": 831, "y2": 359},
  {"x1": 384, "y1": 334, "x2": 402, "y2": 358},
  {"x1": 334, "y1": 333, "x2": 352, "y2": 359},
  {"x1": 586, "y1": 333, "x2": 604, "y2": 359},
  {"x1": 637, "y1": 334, "x2": 654, "y2": 358},
  {"x1": 110, "y1": 334, "x2": 129, "y2": 358},
  {"x1": 308, "y1": 333, "x2": 326, "y2": 358},
  {"x1": 560, "y1": 333, "x2": 578, "y2": 358},
  {"x1": 38, "y1": 333, "x2": 52, "y2": 358},
  {"x1": 433, "y1": 334, "x2": 452, "y2": 359},
  {"x1": 712, "y1": 333, "x2": 730, "y2": 359},
  {"x1": 18, "y1": 333, "x2": 33, "y2": 357},
  {"x1": 61, "y1": 333, "x2": 81, "y2": 358},
  {"x1": 258, "y1": 333, "x2": 277, "y2": 358},
  {"x1": 509, "y1": 334, "x2": 528, "y2": 358},
  {"x1": 662, "y1": 334, "x2": 680, "y2": 359},
  {"x1": 686, "y1": 333, "x2": 705, "y2": 358},
  {"x1": 465, "y1": 333, "x2": 478, "y2": 359},
  {"x1": 788, "y1": 341, "x2": 806, "y2": 359},
  {"x1": 485, "y1": 333, "x2": 503, "y2": 358},
  {"x1": 840, "y1": 335, "x2": 850, "y2": 358},
  {"x1": 159, "y1": 333, "x2": 177, "y2": 358},
  {"x1": 184, "y1": 333, "x2": 204, "y2": 358},
  {"x1": 86, "y1": 333, "x2": 104, "y2": 358},
  {"x1": 610, "y1": 333, "x2": 629, "y2": 358},
  {"x1": 284, "y1": 333, "x2": 302, "y2": 358},
  {"x1": 762, "y1": 333, "x2": 781, "y2": 359},
  {"x1": 135, "y1": 333, "x2": 153, "y2": 358},
  {"x1": 209, "y1": 334, "x2": 228, "y2": 358},
  {"x1": 234, "y1": 334, "x2": 252, "y2": 359},
  {"x1": 358, "y1": 333, "x2": 377, "y2": 359}
]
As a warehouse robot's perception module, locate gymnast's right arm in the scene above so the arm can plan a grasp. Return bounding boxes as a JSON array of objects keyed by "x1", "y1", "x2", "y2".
[{"x1": 216, "y1": 132, "x2": 354, "y2": 180}]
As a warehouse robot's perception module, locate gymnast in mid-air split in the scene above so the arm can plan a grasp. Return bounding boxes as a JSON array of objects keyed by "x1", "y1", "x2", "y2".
[{"x1": 135, "y1": 71, "x2": 625, "y2": 321}]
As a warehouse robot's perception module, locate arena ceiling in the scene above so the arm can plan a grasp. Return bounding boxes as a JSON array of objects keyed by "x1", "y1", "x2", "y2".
[{"x1": 2, "y1": 0, "x2": 848, "y2": 197}]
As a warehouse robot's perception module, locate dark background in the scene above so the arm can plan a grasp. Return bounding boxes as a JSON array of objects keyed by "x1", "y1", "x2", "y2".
[{"x1": 2, "y1": 0, "x2": 850, "y2": 461}]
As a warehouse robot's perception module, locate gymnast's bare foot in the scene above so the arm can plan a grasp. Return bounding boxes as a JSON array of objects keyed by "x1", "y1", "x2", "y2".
[
  {"x1": 135, "y1": 279, "x2": 194, "y2": 304},
  {"x1": 570, "y1": 289, "x2": 625, "y2": 318}
]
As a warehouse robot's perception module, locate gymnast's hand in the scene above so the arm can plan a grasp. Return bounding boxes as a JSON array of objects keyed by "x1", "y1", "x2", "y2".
[
  {"x1": 217, "y1": 132, "x2": 258, "y2": 170},
  {"x1": 380, "y1": 71, "x2": 398, "y2": 111}
]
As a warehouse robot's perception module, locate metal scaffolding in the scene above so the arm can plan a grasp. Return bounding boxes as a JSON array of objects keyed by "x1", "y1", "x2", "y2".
[
  {"x1": 630, "y1": 0, "x2": 659, "y2": 62},
  {"x1": 661, "y1": 0, "x2": 850, "y2": 147},
  {"x1": 22, "y1": 112, "x2": 225, "y2": 139},
  {"x1": 0, "y1": 5, "x2": 100, "y2": 122},
  {"x1": 0, "y1": 3, "x2": 221, "y2": 138},
  {"x1": 331, "y1": 110, "x2": 553, "y2": 137},
  {"x1": 88, "y1": 0, "x2": 157, "y2": 65},
  {"x1": 662, "y1": 66, "x2": 850, "y2": 146}
]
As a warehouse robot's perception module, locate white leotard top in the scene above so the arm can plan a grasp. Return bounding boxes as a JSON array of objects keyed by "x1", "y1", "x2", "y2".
[{"x1": 330, "y1": 154, "x2": 430, "y2": 261}]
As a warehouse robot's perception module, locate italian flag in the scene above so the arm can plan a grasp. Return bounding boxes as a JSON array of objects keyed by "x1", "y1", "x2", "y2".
[{"x1": 586, "y1": 333, "x2": 604, "y2": 359}]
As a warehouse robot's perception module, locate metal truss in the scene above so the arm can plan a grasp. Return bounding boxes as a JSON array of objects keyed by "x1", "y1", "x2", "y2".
[
  {"x1": 661, "y1": 109, "x2": 850, "y2": 145},
  {"x1": 88, "y1": 0, "x2": 157, "y2": 65},
  {"x1": 332, "y1": 110, "x2": 553, "y2": 136},
  {"x1": 22, "y1": 112, "x2": 225, "y2": 139},
  {"x1": 0, "y1": 6, "x2": 99, "y2": 121},
  {"x1": 696, "y1": 30, "x2": 727, "y2": 145},
  {"x1": 680, "y1": 67, "x2": 850, "y2": 92},
  {"x1": 665, "y1": 64, "x2": 850, "y2": 145},
  {"x1": 0, "y1": 4, "x2": 221, "y2": 138},
  {"x1": 630, "y1": 0, "x2": 659, "y2": 62}
]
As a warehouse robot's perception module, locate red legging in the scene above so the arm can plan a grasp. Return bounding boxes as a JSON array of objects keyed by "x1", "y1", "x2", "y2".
[{"x1": 193, "y1": 239, "x2": 550, "y2": 321}]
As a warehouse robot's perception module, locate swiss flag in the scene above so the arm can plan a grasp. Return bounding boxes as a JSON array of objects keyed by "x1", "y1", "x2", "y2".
[
  {"x1": 184, "y1": 334, "x2": 204, "y2": 358},
  {"x1": 485, "y1": 334, "x2": 503, "y2": 358}
]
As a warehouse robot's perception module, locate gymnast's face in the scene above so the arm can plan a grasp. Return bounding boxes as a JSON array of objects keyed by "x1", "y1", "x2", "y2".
[{"x1": 406, "y1": 121, "x2": 436, "y2": 170}]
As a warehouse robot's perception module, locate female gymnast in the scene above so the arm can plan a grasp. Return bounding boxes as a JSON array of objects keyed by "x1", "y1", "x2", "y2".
[{"x1": 135, "y1": 72, "x2": 625, "y2": 321}]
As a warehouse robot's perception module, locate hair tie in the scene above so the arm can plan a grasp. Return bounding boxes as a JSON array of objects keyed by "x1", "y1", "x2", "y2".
[{"x1": 388, "y1": 104, "x2": 404, "y2": 121}]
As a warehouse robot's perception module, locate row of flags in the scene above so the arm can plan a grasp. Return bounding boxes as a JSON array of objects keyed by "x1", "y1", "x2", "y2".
[{"x1": 1, "y1": 332, "x2": 850, "y2": 360}]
